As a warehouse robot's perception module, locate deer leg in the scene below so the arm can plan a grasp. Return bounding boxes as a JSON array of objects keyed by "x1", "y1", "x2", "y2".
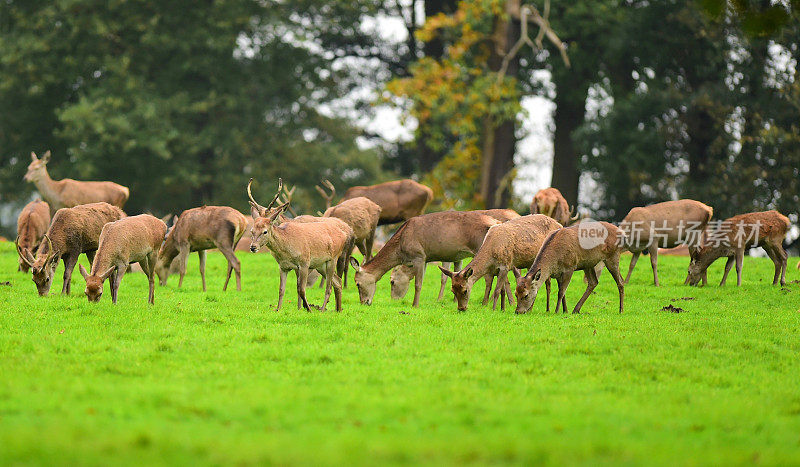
[
  {"x1": 297, "y1": 266, "x2": 311, "y2": 311},
  {"x1": 198, "y1": 250, "x2": 207, "y2": 292},
  {"x1": 775, "y1": 243, "x2": 788, "y2": 286},
  {"x1": 573, "y1": 267, "x2": 599, "y2": 314},
  {"x1": 604, "y1": 256, "x2": 625, "y2": 313},
  {"x1": 545, "y1": 279, "x2": 551, "y2": 312},
  {"x1": 438, "y1": 262, "x2": 451, "y2": 301},
  {"x1": 111, "y1": 264, "x2": 125, "y2": 304},
  {"x1": 412, "y1": 260, "x2": 426, "y2": 307},
  {"x1": 735, "y1": 248, "x2": 744, "y2": 287},
  {"x1": 333, "y1": 265, "x2": 343, "y2": 311},
  {"x1": 557, "y1": 271, "x2": 573, "y2": 314},
  {"x1": 648, "y1": 244, "x2": 660, "y2": 286},
  {"x1": 321, "y1": 261, "x2": 334, "y2": 311},
  {"x1": 492, "y1": 272, "x2": 504, "y2": 310},
  {"x1": 624, "y1": 252, "x2": 640, "y2": 284},
  {"x1": 218, "y1": 244, "x2": 241, "y2": 291},
  {"x1": 720, "y1": 257, "x2": 734, "y2": 286},
  {"x1": 504, "y1": 271, "x2": 515, "y2": 307},
  {"x1": 85, "y1": 250, "x2": 96, "y2": 268},
  {"x1": 145, "y1": 251, "x2": 157, "y2": 305},
  {"x1": 764, "y1": 245, "x2": 780, "y2": 285},
  {"x1": 482, "y1": 274, "x2": 494, "y2": 306},
  {"x1": 276, "y1": 268, "x2": 288, "y2": 311},
  {"x1": 61, "y1": 252, "x2": 79, "y2": 295},
  {"x1": 365, "y1": 232, "x2": 375, "y2": 262},
  {"x1": 177, "y1": 245, "x2": 189, "y2": 288}
]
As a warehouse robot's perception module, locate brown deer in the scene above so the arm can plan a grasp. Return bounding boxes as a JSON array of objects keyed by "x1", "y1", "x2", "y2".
[
  {"x1": 515, "y1": 221, "x2": 626, "y2": 314},
  {"x1": 323, "y1": 196, "x2": 382, "y2": 286},
  {"x1": 248, "y1": 179, "x2": 351, "y2": 311},
  {"x1": 319, "y1": 179, "x2": 434, "y2": 225},
  {"x1": 389, "y1": 209, "x2": 521, "y2": 302},
  {"x1": 24, "y1": 151, "x2": 129, "y2": 212},
  {"x1": 78, "y1": 215, "x2": 167, "y2": 304},
  {"x1": 687, "y1": 210, "x2": 789, "y2": 287},
  {"x1": 621, "y1": 199, "x2": 713, "y2": 286},
  {"x1": 155, "y1": 206, "x2": 249, "y2": 291},
  {"x1": 15, "y1": 199, "x2": 50, "y2": 272},
  {"x1": 17, "y1": 202, "x2": 126, "y2": 296},
  {"x1": 349, "y1": 211, "x2": 503, "y2": 307},
  {"x1": 440, "y1": 214, "x2": 563, "y2": 312},
  {"x1": 530, "y1": 187, "x2": 579, "y2": 226}
]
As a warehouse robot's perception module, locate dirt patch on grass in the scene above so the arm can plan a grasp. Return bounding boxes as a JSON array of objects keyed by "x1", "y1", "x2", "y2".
[{"x1": 661, "y1": 304, "x2": 687, "y2": 313}]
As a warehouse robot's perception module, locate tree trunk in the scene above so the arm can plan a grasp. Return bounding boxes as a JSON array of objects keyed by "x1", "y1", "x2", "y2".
[{"x1": 550, "y1": 71, "x2": 585, "y2": 207}]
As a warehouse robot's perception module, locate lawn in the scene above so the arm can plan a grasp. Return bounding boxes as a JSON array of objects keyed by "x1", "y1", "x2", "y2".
[{"x1": 1, "y1": 241, "x2": 799, "y2": 465}]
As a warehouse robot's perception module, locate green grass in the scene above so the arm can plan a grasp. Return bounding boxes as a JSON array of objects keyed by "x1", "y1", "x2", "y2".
[{"x1": 1, "y1": 241, "x2": 800, "y2": 466}]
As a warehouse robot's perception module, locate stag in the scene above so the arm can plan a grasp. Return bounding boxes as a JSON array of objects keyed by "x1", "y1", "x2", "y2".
[
  {"x1": 17, "y1": 202, "x2": 126, "y2": 296},
  {"x1": 349, "y1": 211, "x2": 503, "y2": 307},
  {"x1": 687, "y1": 210, "x2": 789, "y2": 287},
  {"x1": 530, "y1": 187, "x2": 579, "y2": 226},
  {"x1": 79, "y1": 215, "x2": 167, "y2": 304},
  {"x1": 620, "y1": 199, "x2": 713, "y2": 286},
  {"x1": 24, "y1": 151, "x2": 129, "y2": 213},
  {"x1": 155, "y1": 206, "x2": 249, "y2": 291},
  {"x1": 515, "y1": 222, "x2": 627, "y2": 315},
  {"x1": 248, "y1": 179, "x2": 351, "y2": 311},
  {"x1": 319, "y1": 179, "x2": 433, "y2": 225},
  {"x1": 15, "y1": 199, "x2": 50, "y2": 272}
]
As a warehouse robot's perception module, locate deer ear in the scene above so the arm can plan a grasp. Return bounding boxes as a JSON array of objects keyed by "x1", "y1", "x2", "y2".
[
  {"x1": 349, "y1": 256, "x2": 360, "y2": 270},
  {"x1": 79, "y1": 264, "x2": 89, "y2": 280},
  {"x1": 534, "y1": 269, "x2": 542, "y2": 281},
  {"x1": 268, "y1": 202, "x2": 289, "y2": 223},
  {"x1": 512, "y1": 267, "x2": 521, "y2": 280},
  {"x1": 462, "y1": 267, "x2": 473, "y2": 279},
  {"x1": 100, "y1": 266, "x2": 116, "y2": 281},
  {"x1": 30, "y1": 151, "x2": 38, "y2": 161},
  {"x1": 438, "y1": 265, "x2": 454, "y2": 277},
  {"x1": 41, "y1": 151, "x2": 50, "y2": 163},
  {"x1": 249, "y1": 202, "x2": 262, "y2": 220}
]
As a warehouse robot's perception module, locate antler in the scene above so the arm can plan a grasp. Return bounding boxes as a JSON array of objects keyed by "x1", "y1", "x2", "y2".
[
  {"x1": 14, "y1": 236, "x2": 35, "y2": 267},
  {"x1": 247, "y1": 177, "x2": 283, "y2": 216},
  {"x1": 42, "y1": 234, "x2": 56, "y2": 263},
  {"x1": 279, "y1": 184, "x2": 298, "y2": 217},
  {"x1": 315, "y1": 179, "x2": 336, "y2": 210},
  {"x1": 568, "y1": 205, "x2": 582, "y2": 223}
]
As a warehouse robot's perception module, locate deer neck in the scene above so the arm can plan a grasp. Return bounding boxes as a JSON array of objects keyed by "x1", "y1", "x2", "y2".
[
  {"x1": 362, "y1": 242, "x2": 401, "y2": 281},
  {"x1": 33, "y1": 168, "x2": 60, "y2": 204},
  {"x1": 465, "y1": 253, "x2": 494, "y2": 288}
]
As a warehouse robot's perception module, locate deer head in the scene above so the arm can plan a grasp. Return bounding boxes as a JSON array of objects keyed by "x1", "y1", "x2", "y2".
[
  {"x1": 25, "y1": 234, "x2": 60, "y2": 296},
  {"x1": 79, "y1": 264, "x2": 115, "y2": 302},
  {"x1": 25, "y1": 151, "x2": 51, "y2": 182}
]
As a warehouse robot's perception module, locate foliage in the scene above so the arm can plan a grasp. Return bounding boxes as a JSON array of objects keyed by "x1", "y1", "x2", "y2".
[{"x1": 2, "y1": 244, "x2": 800, "y2": 463}]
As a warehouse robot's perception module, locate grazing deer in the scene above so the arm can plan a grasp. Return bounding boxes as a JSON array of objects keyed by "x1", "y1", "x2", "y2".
[
  {"x1": 389, "y1": 209, "x2": 522, "y2": 302},
  {"x1": 687, "y1": 210, "x2": 789, "y2": 287},
  {"x1": 441, "y1": 214, "x2": 563, "y2": 312},
  {"x1": 78, "y1": 215, "x2": 167, "y2": 304},
  {"x1": 17, "y1": 202, "x2": 126, "y2": 296},
  {"x1": 621, "y1": 199, "x2": 713, "y2": 286},
  {"x1": 349, "y1": 211, "x2": 503, "y2": 306},
  {"x1": 248, "y1": 179, "x2": 351, "y2": 311},
  {"x1": 530, "y1": 187, "x2": 579, "y2": 226},
  {"x1": 515, "y1": 221, "x2": 626, "y2": 315},
  {"x1": 15, "y1": 199, "x2": 50, "y2": 273},
  {"x1": 24, "y1": 151, "x2": 129, "y2": 212},
  {"x1": 319, "y1": 179, "x2": 433, "y2": 225},
  {"x1": 155, "y1": 206, "x2": 249, "y2": 291}
]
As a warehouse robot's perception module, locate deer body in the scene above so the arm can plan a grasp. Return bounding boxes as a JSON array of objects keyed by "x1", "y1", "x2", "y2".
[
  {"x1": 687, "y1": 210, "x2": 789, "y2": 287},
  {"x1": 351, "y1": 211, "x2": 502, "y2": 306},
  {"x1": 15, "y1": 200, "x2": 50, "y2": 272},
  {"x1": 324, "y1": 196, "x2": 382, "y2": 262},
  {"x1": 530, "y1": 187, "x2": 575, "y2": 226},
  {"x1": 17, "y1": 202, "x2": 125, "y2": 296},
  {"x1": 515, "y1": 222, "x2": 626, "y2": 315},
  {"x1": 79, "y1": 215, "x2": 167, "y2": 304},
  {"x1": 156, "y1": 206, "x2": 249, "y2": 291},
  {"x1": 25, "y1": 151, "x2": 129, "y2": 213},
  {"x1": 443, "y1": 214, "x2": 562, "y2": 312},
  {"x1": 341, "y1": 179, "x2": 433, "y2": 225}
]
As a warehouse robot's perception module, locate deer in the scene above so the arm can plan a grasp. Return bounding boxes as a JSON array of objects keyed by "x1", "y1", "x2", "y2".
[
  {"x1": 16, "y1": 202, "x2": 126, "y2": 296},
  {"x1": 317, "y1": 179, "x2": 433, "y2": 225},
  {"x1": 78, "y1": 214, "x2": 167, "y2": 304},
  {"x1": 686, "y1": 210, "x2": 790, "y2": 287},
  {"x1": 155, "y1": 206, "x2": 249, "y2": 292},
  {"x1": 530, "y1": 187, "x2": 579, "y2": 226},
  {"x1": 349, "y1": 211, "x2": 504, "y2": 307},
  {"x1": 515, "y1": 221, "x2": 627, "y2": 315},
  {"x1": 24, "y1": 151, "x2": 129, "y2": 213},
  {"x1": 388, "y1": 209, "x2": 522, "y2": 302},
  {"x1": 322, "y1": 196, "x2": 382, "y2": 286},
  {"x1": 15, "y1": 199, "x2": 51, "y2": 273},
  {"x1": 248, "y1": 178, "x2": 351, "y2": 311},
  {"x1": 620, "y1": 199, "x2": 713, "y2": 286},
  {"x1": 439, "y1": 214, "x2": 563, "y2": 312}
]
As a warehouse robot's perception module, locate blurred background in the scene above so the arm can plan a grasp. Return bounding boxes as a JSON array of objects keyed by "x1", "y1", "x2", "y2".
[{"x1": 0, "y1": 0, "x2": 798, "y2": 238}]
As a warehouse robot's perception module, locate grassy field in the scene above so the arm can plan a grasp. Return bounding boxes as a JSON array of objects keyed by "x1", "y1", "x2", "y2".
[{"x1": 1, "y1": 241, "x2": 800, "y2": 466}]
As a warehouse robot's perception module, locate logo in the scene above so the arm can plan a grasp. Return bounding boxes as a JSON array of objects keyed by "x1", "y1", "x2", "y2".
[{"x1": 577, "y1": 219, "x2": 608, "y2": 249}]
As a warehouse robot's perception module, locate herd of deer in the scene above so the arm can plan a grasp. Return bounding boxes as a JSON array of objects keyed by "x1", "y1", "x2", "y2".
[{"x1": 13, "y1": 151, "x2": 793, "y2": 313}]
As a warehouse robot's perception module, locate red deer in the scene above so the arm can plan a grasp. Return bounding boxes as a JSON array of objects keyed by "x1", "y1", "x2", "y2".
[
  {"x1": 24, "y1": 151, "x2": 129, "y2": 212},
  {"x1": 349, "y1": 211, "x2": 503, "y2": 307},
  {"x1": 78, "y1": 215, "x2": 167, "y2": 304},
  {"x1": 155, "y1": 206, "x2": 249, "y2": 291},
  {"x1": 515, "y1": 222, "x2": 626, "y2": 314},
  {"x1": 318, "y1": 179, "x2": 433, "y2": 225},
  {"x1": 15, "y1": 199, "x2": 50, "y2": 272},
  {"x1": 687, "y1": 210, "x2": 789, "y2": 287},
  {"x1": 248, "y1": 179, "x2": 351, "y2": 311},
  {"x1": 17, "y1": 202, "x2": 126, "y2": 296},
  {"x1": 389, "y1": 209, "x2": 522, "y2": 302},
  {"x1": 621, "y1": 199, "x2": 713, "y2": 286},
  {"x1": 323, "y1": 196, "x2": 382, "y2": 286},
  {"x1": 441, "y1": 214, "x2": 563, "y2": 312},
  {"x1": 530, "y1": 187, "x2": 579, "y2": 226}
]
